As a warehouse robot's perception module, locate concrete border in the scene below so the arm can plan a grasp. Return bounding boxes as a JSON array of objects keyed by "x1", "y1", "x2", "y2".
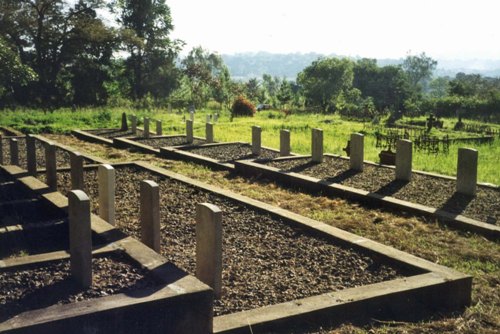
[
  {"x1": 0, "y1": 126, "x2": 24, "y2": 137},
  {"x1": 234, "y1": 156, "x2": 500, "y2": 240},
  {"x1": 0, "y1": 165, "x2": 213, "y2": 334},
  {"x1": 92, "y1": 161, "x2": 472, "y2": 333},
  {"x1": 113, "y1": 134, "x2": 207, "y2": 154}
]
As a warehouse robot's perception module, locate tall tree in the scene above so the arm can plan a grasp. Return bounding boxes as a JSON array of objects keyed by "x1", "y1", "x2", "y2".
[
  {"x1": 115, "y1": 0, "x2": 182, "y2": 101},
  {"x1": 0, "y1": 0, "x2": 109, "y2": 106},
  {"x1": 402, "y1": 52, "x2": 437, "y2": 94},
  {"x1": 297, "y1": 57, "x2": 354, "y2": 112}
]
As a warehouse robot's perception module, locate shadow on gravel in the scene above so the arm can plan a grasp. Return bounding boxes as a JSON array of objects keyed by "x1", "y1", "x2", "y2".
[
  {"x1": 439, "y1": 192, "x2": 474, "y2": 217},
  {"x1": 373, "y1": 179, "x2": 409, "y2": 197},
  {"x1": 323, "y1": 169, "x2": 361, "y2": 184}
]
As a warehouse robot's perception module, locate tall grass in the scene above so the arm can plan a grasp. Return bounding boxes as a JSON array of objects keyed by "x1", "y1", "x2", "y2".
[{"x1": 1, "y1": 107, "x2": 499, "y2": 185}]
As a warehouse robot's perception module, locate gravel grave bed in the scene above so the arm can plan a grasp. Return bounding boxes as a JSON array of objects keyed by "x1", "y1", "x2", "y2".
[
  {"x1": 133, "y1": 136, "x2": 206, "y2": 148},
  {"x1": 46, "y1": 166, "x2": 416, "y2": 316},
  {"x1": 182, "y1": 143, "x2": 281, "y2": 163},
  {"x1": 0, "y1": 251, "x2": 160, "y2": 322},
  {"x1": 264, "y1": 156, "x2": 500, "y2": 223},
  {"x1": 1, "y1": 199, "x2": 66, "y2": 226},
  {"x1": 1, "y1": 137, "x2": 94, "y2": 169},
  {"x1": 86, "y1": 128, "x2": 143, "y2": 139}
]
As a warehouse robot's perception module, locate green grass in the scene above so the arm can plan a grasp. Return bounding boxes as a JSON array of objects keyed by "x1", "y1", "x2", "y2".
[{"x1": 1, "y1": 107, "x2": 499, "y2": 184}]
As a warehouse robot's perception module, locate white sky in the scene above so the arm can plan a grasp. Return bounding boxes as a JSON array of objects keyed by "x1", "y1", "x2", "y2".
[{"x1": 167, "y1": 0, "x2": 500, "y2": 60}]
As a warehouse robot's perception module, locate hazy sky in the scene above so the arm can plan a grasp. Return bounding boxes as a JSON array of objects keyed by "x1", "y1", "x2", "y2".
[{"x1": 167, "y1": 0, "x2": 500, "y2": 60}]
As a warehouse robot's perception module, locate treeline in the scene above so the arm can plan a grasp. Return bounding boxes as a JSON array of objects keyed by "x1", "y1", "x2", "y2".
[{"x1": 1, "y1": 1, "x2": 499, "y2": 122}]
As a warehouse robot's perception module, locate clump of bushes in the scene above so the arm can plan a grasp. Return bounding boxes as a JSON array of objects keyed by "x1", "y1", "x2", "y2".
[{"x1": 231, "y1": 96, "x2": 255, "y2": 117}]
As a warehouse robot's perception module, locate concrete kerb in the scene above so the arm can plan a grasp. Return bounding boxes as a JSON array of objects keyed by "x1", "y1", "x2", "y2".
[
  {"x1": 234, "y1": 158, "x2": 500, "y2": 240},
  {"x1": 0, "y1": 164, "x2": 213, "y2": 334}
]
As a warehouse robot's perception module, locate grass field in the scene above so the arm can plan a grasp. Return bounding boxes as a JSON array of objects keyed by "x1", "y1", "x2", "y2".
[{"x1": 2, "y1": 107, "x2": 499, "y2": 184}]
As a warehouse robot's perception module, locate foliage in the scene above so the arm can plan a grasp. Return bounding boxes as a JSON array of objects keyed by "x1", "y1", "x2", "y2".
[
  {"x1": 297, "y1": 57, "x2": 354, "y2": 112},
  {"x1": 402, "y1": 52, "x2": 437, "y2": 93},
  {"x1": 230, "y1": 95, "x2": 255, "y2": 117}
]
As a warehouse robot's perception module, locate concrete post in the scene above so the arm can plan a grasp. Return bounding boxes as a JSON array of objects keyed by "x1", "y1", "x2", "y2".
[
  {"x1": 156, "y1": 120, "x2": 162, "y2": 135},
  {"x1": 98, "y1": 164, "x2": 115, "y2": 225},
  {"x1": 26, "y1": 135, "x2": 37, "y2": 176},
  {"x1": 140, "y1": 180, "x2": 160, "y2": 253},
  {"x1": 70, "y1": 151, "x2": 84, "y2": 191},
  {"x1": 131, "y1": 115, "x2": 137, "y2": 134},
  {"x1": 395, "y1": 139, "x2": 412, "y2": 181},
  {"x1": 252, "y1": 126, "x2": 262, "y2": 155},
  {"x1": 350, "y1": 133, "x2": 364, "y2": 171},
  {"x1": 196, "y1": 203, "x2": 222, "y2": 299},
  {"x1": 45, "y1": 143, "x2": 57, "y2": 191},
  {"x1": 143, "y1": 117, "x2": 150, "y2": 138},
  {"x1": 0, "y1": 134, "x2": 3, "y2": 165},
  {"x1": 456, "y1": 148, "x2": 478, "y2": 196},
  {"x1": 206, "y1": 114, "x2": 211, "y2": 123},
  {"x1": 9, "y1": 138, "x2": 19, "y2": 166},
  {"x1": 311, "y1": 128, "x2": 324, "y2": 163},
  {"x1": 206, "y1": 123, "x2": 214, "y2": 143},
  {"x1": 214, "y1": 113, "x2": 219, "y2": 123},
  {"x1": 121, "y1": 112, "x2": 128, "y2": 131},
  {"x1": 186, "y1": 120, "x2": 194, "y2": 143},
  {"x1": 69, "y1": 190, "x2": 92, "y2": 289},
  {"x1": 280, "y1": 129, "x2": 291, "y2": 157}
]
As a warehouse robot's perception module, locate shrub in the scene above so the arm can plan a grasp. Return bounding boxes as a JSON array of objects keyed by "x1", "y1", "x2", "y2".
[{"x1": 231, "y1": 96, "x2": 255, "y2": 117}]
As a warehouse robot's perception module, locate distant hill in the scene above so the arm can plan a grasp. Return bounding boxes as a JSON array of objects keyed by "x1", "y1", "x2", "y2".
[{"x1": 221, "y1": 52, "x2": 500, "y2": 81}]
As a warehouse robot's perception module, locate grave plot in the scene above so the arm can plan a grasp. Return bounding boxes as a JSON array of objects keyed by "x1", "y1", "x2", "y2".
[
  {"x1": 1, "y1": 135, "x2": 103, "y2": 170},
  {"x1": 42, "y1": 161, "x2": 472, "y2": 332},
  {"x1": 113, "y1": 135, "x2": 206, "y2": 155},
  {"x1": 0, "y1": 165, "x2": 212, "y2": 333}
]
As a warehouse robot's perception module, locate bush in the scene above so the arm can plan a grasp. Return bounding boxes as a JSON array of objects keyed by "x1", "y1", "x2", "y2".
[{"x1": 231, "y1": 96, "x2": 255, "y2": 117}]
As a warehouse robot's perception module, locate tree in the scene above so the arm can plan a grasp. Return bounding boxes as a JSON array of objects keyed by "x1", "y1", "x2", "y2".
[
  {"x1": 0, "y1": 0, "x2": 111, "y2": 106},
  {"x1": 115, "y1": 0, "x2": 182, "y2": 101},
  {"x1": 402, "y1": 52, "x2": 437, "y2": 93},
  {"x1": 297, "y1": 57, "x2": 354, "y2": 112},
  {"x1": 276, "y1": 79, "x2": 293, "y2": 109}
]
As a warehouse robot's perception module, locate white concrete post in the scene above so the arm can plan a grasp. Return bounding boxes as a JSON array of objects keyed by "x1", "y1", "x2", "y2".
[
  {"x1": 395, "y1": 139, "x2": 412, "y2": 181},
  {"x1": 131, "y1": 115, "x2": 137, "y2": 134},
  {"x1": 186, "y1": 120, "x2": 194, "y2": 143},
  {"x1": 98, "y1": 164, "x2": 115, "y2": 225},
  {"x1": 311, "y1": 128, "x2": 323, "y2": 163},
  {"x1": 26, "y1": 135, "x2": 37, "y2": 176},
  {"x1": 9, "y1": 138, "x2": 19, "y2": 166},
  {"x1": 156, "y1": 120, "x2": 162, "y2": 135},
  {"x1": 206, "y1": 123, "x2": 214, "y2": 143},
  {"x1": 45, "y1": 143, "x2": 57, "y2": 191},
  {"x1": 196, "y1": 203, "x2": 222, "y2": 299},
  {"x1": 143, "y1": 117, "x2": 150, "y2": 138},
  {"x1": 69, "y1": 190, "x2": 93, "y2": 288},
  {"x1": 252, "y1": 126, "x2": 262, "y2": 155},
  {"x1": 70, "y1": 151, "x2": 84, "y2": 191},
  {"x1": 350, "y1": 133, "x2": 364, "y2": 171},
  {"x1": 456, "y1": 148, "x2": 478, "y2": 196},
  {"x1": 280, "y1": 130, "x2": 291, "y2": 157},
  {"x1": 140, "y1": 180, "x2": 161, "y2": 253}
]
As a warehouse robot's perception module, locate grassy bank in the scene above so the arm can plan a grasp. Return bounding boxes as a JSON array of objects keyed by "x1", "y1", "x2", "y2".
[{"x1": 1, "y1": 107, "x2": 499, "y2": 185}]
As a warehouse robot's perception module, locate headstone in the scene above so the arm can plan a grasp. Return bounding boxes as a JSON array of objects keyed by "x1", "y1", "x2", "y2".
[
  {"x1": 350, "y1": 133, "x2": 364, "y2": 171},
  {"x1": 98, "y1": 164, "x2": 115, "y2": 225},
  {"x1": 206, "y1": 123, "x2": 214, "y2": 143},
  {"x1": 140, "y1": 180, "x2": 160, "y2": 252},
  {"x1": 0, "y1": 134, "x2": 3, "y2": 165},
  {"x1": 196, "y1": 203, "x2": 222, "y2": 299},
  {"x1": 214, "y1": 113, "x2": 219, "y2": 123},
  {"x1": 280, "y1": 129, "x2": 291, "y2": 157},
  {"x1": 131, "y1": 115, "x2": 137, "y2": 134},
  {"x1": 9, "y1": 138, "x2": 19, "y2": 166},
  {"x1": 70, "y1": 151, "x2": 84, "y2": 190},
  {"x1": 186, "y1": 120, "x2": 194, "y2": 143},
  {"x1": 45, "y1": 143, "x2": 57, "y2": 191},
  {"x1": 206, "y1": 114, "x2": 211, "y2": 123},
  {"x1": 252, "y1": 126, "x2": 262, "y2": 155},
  {"x1": 395, "y1": 139, "x2": 412, "y2": 181},
  {"x1": 311, "y1": 128, "x2": 323, "y2": 163},
  {"x1": 456, "y1": 148, "x2": 478, "y2": 196},
  {"x1": 121, "y1": 112, "x2": 128, "y2": 131},
  {"x1": 26, "y1": 135, "x2": 37, "y2": 176},
  {"x1": 143, "y1": 117, "x2": 150, "y2": 138},
  {"x1": 68, "y1": 190, "x2": 92, "y2": 288},
  {"x1": 156, "y1": 120, "x2": 162, "y2": 136}
]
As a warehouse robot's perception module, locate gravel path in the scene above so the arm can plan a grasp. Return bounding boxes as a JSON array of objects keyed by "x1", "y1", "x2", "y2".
[
  {"x1": 264, "y1": 156, "x2": 500, "y2": 223},
  {"x1": 0, "y1": 252, "x2": 160, "y2": 322},
  {"x1": 134, "y1": 136, "x2": 205, "y2": 148},
  {"x1": 46, "y1": 166, "x2": 413, "y2": 316},
  {"x1": 183, "y1": 143, "x2": 280, "y2": 163},
  {"x1": 86, "y1": 128, "x2": 143, "y2": 139}
]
